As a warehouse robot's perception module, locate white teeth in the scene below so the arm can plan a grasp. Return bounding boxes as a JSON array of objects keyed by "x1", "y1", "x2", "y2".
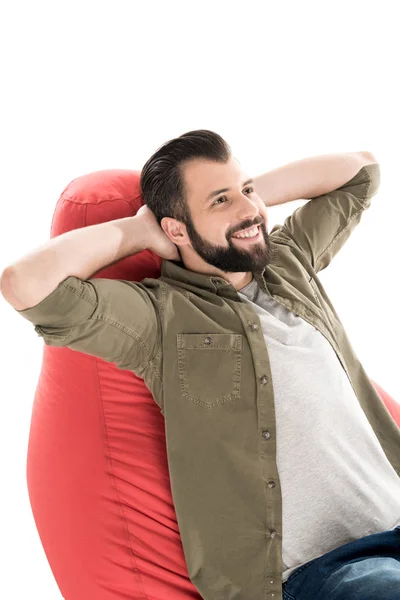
[{"x1": 233, "y1": 225, "x2": 259, "y2": 239}]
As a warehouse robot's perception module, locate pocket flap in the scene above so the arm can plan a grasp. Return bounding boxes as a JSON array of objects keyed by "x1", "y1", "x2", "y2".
[{"x1": 177, "y1": 333, "x2": 242, "y2": 350}]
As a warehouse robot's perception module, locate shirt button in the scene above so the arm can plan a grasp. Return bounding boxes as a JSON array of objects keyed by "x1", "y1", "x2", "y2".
[
  {"x1": 204, "y1": 337, "x2": 212, "y2": 344},
  {"x1": 267, "y1": 480, "x2": 276, "y2": 488},
  {"x1": 270, "y1": 530, "x2": 277, "y2": 539},
  {"x1": 260, "y1": 375, "x2": 269, "y2": 384},
  {"x1": 250, "y1": 323, "x2": 259, "y2": 331},
  {"x1": 262, "y1": 430, "x2": 271, "y2": 440}
]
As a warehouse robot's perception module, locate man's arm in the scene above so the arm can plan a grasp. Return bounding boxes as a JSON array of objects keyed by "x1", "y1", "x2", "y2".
[
  {"x1": 0, "y1": 208, "x2": 174, "y2": 387},
  {"x1": 0, "y1": 205, "x2": 179, "y2": 312},
  {"x1": 253, "y1": 151, "x2": 378, "y2": 207},
  {"x1": 268, "y1": 160, "x2": 380, "y2": 273},
  {"x1": 0, "y1": 215, "x2": 150, "y2": 311}
]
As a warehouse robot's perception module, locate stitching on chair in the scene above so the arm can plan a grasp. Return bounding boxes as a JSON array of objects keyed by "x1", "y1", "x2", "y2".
[{"x1": 94, "y1": 357, "x2": 150, "y2": 599}]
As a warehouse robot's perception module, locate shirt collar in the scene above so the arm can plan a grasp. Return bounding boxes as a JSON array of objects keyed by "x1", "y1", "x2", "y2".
[{"x1": 160, "y1": 259, "x2": 270, "y2": 298}]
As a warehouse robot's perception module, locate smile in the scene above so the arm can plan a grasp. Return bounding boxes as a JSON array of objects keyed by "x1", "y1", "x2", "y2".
[{"x1": 232, "y1": 225, "x2": 261, "y2": 241}]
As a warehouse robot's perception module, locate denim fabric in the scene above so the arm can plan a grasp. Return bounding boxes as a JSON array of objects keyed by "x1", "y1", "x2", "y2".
[{"x1": 283, "y1": 526, "x2": 400, "y2": 599}]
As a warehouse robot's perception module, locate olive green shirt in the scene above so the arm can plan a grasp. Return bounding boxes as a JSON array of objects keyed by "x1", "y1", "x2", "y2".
[{"x1": 16, "y1": 163, "x2": 400, "y2": 600}]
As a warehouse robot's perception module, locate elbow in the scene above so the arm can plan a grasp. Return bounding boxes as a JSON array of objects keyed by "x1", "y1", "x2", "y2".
[
  {"x1": 359, "y1": 150, "x2": 378, "y2": 165},
  {"x1": 0, "y1": 266, "x2": 15, "y2": 297},
  {"x1": 0, "y1": 267, "x2": 26, "y2": 311}
]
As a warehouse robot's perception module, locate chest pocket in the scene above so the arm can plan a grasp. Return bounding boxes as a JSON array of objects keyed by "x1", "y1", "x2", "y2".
[{"x1": 177, "y1": 333, "x2": 242, "y2": 408}]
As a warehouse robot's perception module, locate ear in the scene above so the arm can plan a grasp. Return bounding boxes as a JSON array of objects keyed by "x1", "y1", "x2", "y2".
[{"x1": 161, "y1": 217, "x2": 190, "y2": 247}]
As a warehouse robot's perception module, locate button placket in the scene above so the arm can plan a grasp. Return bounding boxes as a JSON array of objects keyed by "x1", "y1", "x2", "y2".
[{"x1": 247, "y1": 318, "x2": 276, "y2": 596}]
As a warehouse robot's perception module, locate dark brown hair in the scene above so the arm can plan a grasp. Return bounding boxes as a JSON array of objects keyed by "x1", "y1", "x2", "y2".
[{"x1": 139, "y1": 129, "x2": 231, "y2": 226}]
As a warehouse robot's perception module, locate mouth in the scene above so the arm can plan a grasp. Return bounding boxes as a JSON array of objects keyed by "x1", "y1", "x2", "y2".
[{"x1": 231, "y1": 224, "x2": 262, "y2": 243}]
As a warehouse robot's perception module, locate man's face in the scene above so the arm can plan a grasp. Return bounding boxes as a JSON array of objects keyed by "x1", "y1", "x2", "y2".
[{"x1": 178, "y1": 157, "x2": 273, "y2": 274}]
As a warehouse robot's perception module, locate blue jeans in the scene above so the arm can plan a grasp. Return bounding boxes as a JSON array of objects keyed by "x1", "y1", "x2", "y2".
[{"x1": 282, "y1": 526, "x2": 400, "y2": 599}]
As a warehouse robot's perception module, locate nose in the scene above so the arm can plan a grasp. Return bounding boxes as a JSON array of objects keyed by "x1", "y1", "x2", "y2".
[{"x1": 234, "y1": 194, "x2": 260, "y2": 228}]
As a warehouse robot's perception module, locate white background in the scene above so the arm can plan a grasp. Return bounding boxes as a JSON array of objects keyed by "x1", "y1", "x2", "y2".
[{"x1": 0, "y1": 1, "x2": 399, "y2": 598}]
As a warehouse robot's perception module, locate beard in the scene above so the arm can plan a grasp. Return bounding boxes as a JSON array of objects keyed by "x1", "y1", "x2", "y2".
[{"x1": 183, "y1": 215, "x2": 273, "y2": 274}]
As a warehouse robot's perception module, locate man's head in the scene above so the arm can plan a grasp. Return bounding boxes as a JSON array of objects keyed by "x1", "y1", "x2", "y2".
[{"x1": 140, "y1": 129, "x2": 274, "y2": 283}]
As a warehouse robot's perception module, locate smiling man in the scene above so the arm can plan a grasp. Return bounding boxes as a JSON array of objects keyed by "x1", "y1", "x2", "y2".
[
  {"x1": 1, "y1": 130, "x2": 400, "y2": 600},
  {"x1": 159, "y1": 156, "x2": 273, "y2": 289}
]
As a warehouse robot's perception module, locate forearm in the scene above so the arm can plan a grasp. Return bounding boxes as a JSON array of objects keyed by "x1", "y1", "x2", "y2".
[
  {"x1": 253, "y1": 151, "x2": 378, "y2": 207},
  {"x1": 0, "y1": 215, "x2": 148, "y2": 311}
]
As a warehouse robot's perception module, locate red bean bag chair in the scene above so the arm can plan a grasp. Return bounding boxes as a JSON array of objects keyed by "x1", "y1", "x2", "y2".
[{"x1": 27, "y1": 169, "x2": 400, "y2": 600}]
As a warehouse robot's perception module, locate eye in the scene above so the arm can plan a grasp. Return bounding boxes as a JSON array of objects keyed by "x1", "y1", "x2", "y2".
[
  {"x1": 212, "y1": 187, "x2": 255, "y2": 206},
  {"x1": 212, "y1": 196, "x2": 227, "y2": 206}
]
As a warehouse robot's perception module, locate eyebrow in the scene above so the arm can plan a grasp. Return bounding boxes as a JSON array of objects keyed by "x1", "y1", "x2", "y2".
[{"x1": 205, "y1": 178, "x2": 255, "y2": 203}]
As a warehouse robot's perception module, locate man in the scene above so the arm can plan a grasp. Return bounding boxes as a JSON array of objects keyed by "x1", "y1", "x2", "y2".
[{"x1": 1, "y1": 130, "x2": 400, "y2": 600}]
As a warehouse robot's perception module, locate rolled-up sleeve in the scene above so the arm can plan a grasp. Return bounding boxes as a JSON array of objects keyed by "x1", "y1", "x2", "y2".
[
  {"x1": 16, "y1": 275, "x2": 161, "y2": 376},
  {"x1": 270, "y1": 163, "x2": 380, "y2": 273}
]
